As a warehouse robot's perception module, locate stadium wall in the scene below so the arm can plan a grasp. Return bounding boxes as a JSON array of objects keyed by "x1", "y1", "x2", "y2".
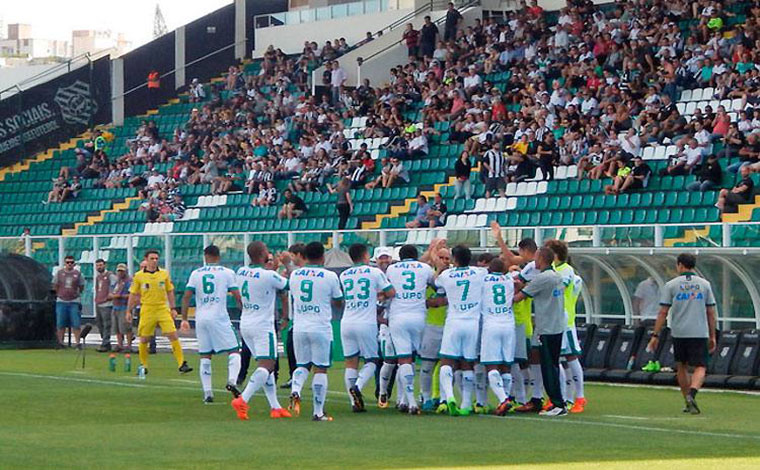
[
  {"x1": 253, "y1": 7, "x2": 416, "y2": 57},
  {"x1": 0, "y1": 56, "x2": 111, "y2": 167}
]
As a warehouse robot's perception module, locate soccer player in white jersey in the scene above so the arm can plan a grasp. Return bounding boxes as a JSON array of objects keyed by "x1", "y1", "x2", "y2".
[
  {"x1": 385, "y1": 244, "x2": 435, "y2": 415},
  {"x1": 435, "y1": 245, "x2": 487, "y2": 416},
  {"x1": 181, "y1": 245, "x2": 243, "y2": 403},
  {"x1": 340, "y1": 243, "x2": 395, "y2": 412},
  {"x1": 375, "y1": 247, "x2": 403, "y2": 409},
  {"x1": 288, "y1": 242, "x2": 344, "y2": 421},
  {"x1": 230, "y1": 241, "x2": 292, "y2": 420},
  {"x1": 480, "y1": 257, "x2": 516, "y2": 416}
]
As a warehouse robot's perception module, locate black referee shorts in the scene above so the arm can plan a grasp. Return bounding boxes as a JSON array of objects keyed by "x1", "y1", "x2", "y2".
[{"x1": 673, "y1": 338, "x2": 709, "y2": 368}]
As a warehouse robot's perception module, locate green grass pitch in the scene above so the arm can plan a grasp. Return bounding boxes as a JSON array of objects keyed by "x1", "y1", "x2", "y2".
[{"x1": 1, "y1": 350, "x2": 759, "y2": 470}]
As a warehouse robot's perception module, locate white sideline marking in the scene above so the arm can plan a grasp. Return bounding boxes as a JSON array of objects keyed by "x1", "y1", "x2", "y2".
[
  {"x1": 590, "y1": 381, "x2": 760, "y2": 396},
  {"x1": 481, "y1": 414, "x2": 760, "y2": 440},
  {"x1": 4, "y1": 371, "x2": 760, "y2": 441}
]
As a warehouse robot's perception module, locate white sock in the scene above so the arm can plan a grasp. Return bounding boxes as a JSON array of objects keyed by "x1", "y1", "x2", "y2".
[
  {"x1": 559, "y1": 365, "x2": 568, "y2": 404},
  {"x1": 356, "y1": 362, "x2": 376, "y2": 390},
  {"x1": 379, "y1": 362, "x2": 394, "y2": 396},
  {"x1": 501, "y1": 372, "x2": 513, "y2": 401},
  {"x1": 398, "y1": 363, "x2": 417, "y2": 408},
  {"x1": 440, "y1": 365, "x2": 455, "y2": 402},
  {"x1": 530, "y1": 364, "x2": 544, "y2": 400},
  {"x1": 344, "y1": 368, "x2": 358, "y2": 405},
  {"x1": 227, "y1": 353, "x2": 241, "y2": 386},
  {"x1": 242, "y1": 367, "x2": 269, "y2": 403},
  {"x1": 487, "y1": 369, "x2": 507, "y2": 403},
  {"x1": 454, "y1": 370, "x2": 463, "y2": 398},
  {"x1": 291, "y1": 366, "x2": 309, "y2": 396},
  {"x1": 461, "y1": 370, "x2": 475, "y2": 409},
  {"x1": 200, "y1": 358, "x2": 213, "y2": 398},
  {"x1": 474, "y1": 363, "x2": 487, "y2": 406},
  {"x1": 569, "y1": 359, "x2": 585, "y2": 399},
  {"x1": 420, "y1": 360, "x2": 435, "y2": 402},
  {"x1": 264, "y1": 372, "x2": 282, "y2": 409},
  {"x1": 312, "y1": 372, "x2": 328, "y2": 417},
  {"x1": 396, "y1": 370, "x2": 406, "y2": 405},
  {"x1": 512, "y1": 367, "x2": 526, "y2": 403}
]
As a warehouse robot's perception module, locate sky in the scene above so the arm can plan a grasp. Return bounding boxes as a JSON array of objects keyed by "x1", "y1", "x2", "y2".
[{"x1": 1, "y1": 0, "x2": 233, "y2": 50}]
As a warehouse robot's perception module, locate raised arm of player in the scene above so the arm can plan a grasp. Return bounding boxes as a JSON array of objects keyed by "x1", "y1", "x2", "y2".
[{"x1": 491, "y1": 221, "x2": 525, "y2": 266}]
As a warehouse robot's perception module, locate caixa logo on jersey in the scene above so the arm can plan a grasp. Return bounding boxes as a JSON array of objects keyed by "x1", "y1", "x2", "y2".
[{"x1": 54, "y1": 80, "x2": 98, "y2": 126}]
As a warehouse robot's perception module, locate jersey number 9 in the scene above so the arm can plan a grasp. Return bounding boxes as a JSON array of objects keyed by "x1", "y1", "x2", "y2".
[{"x1": 300, "y1": 280, "x2": 313, "y2": 302}]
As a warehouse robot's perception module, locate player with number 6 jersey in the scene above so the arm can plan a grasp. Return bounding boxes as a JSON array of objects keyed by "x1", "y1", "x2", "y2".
[{"x1": 182, "y1": 245, "x2": 242, "y2": 404}]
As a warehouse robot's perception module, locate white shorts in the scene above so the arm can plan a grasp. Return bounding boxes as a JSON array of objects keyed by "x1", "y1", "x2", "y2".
[
  {"x1": 341, "y1": 321, "x2": 379, "y2": 360},
  {"x1": 388, "y1": 316, "x2": 425, "y2": 358},
  {"x1": 439, "y1": 319, "x2": 479, "y2": 362},
  {"x1": 240, "y1": 324, "x2": 277, "y2": 360},
  {"x1": 420, "y1": 324, "x2": 444, "y2": 361},
  {"x1": 479, "y1": 324, "x2": 515, "y2": 365},
  {"x1": 561, "y1": 325, "x2": 582, "y2": 356},
  {"x1": 514, "y1": 323, "x2": 530, "y2": 362},
  {"x1": 196, "y1": 316, "x2": 240, "y2": 355},
  {"x1": 531, "y1": 329, "x2": 541, "y2": 349},
  {"x1": 293, "y1": 329, "x2": 333, "y2": 368},
  {"x1": 379, "y1": 324, "x2": 396, "y2": 359}
]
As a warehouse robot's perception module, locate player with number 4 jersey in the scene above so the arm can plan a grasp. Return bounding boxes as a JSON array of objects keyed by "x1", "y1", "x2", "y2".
[{"x1": 231, "y1": 241, "x2": 292, "y2": 420}]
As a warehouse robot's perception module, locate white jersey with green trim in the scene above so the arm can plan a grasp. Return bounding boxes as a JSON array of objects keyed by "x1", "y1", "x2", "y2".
[
  {"x1": 339, "y1": 264, "x2": 392, "y2": 325},
  {"x1": 236, "y1": 265, "x2": 288, "y2": 331},
  {"x1": 186, "y1": 265, "x2": 238, "y2": 321},
  {"x1": 435, "y1": 266, "x2": 488, "y2": 322},
  {"x1": 290, "y1": 265, "x2": 343, "y2": 334},
  {"x1": 386, "y1": 260, "x2": 434, "y2": 322},
  {"x1": 481, "y1": 272, "x2": 515, "y2": 327}
]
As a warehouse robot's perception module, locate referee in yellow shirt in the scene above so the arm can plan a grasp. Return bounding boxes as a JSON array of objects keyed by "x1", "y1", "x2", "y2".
[{"x1": 126, "y1": 250, "x2": 192, "y2": 374}]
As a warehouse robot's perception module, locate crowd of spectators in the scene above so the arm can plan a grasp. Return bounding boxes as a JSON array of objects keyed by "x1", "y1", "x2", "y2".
[{"x1": 48, "y1": 0, "x2": 760, "y2": 222}]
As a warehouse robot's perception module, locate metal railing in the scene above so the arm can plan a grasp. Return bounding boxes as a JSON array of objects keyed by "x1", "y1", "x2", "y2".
[
  {"x1": 0, "y1": 49, "x2": 114, "y2": 101},
  {"x1": 5, "y1": 222, "x2": 760, "y2": 327}
]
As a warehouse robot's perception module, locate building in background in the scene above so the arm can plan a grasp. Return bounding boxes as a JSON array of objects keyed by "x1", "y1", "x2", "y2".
[
  {"x1": 0, "y1": 23, "x2": 69, "y2": 60},
  {"x1": 71, "y1": 30, "x2": 131, "y2": 57}
]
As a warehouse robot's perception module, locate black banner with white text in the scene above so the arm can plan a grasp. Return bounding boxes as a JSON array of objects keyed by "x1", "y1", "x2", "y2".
[{"x1": 0, "y1": 56, "x2": 111, "y2": 167}]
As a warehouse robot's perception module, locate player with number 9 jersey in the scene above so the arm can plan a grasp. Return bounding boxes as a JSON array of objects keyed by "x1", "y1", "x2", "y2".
[
  {"x1": 186, "y1": 265, "x2": 240, "y2": 355},
  {"x1": 236, "y1": 264, "x2": 288, "y2": 360},
  {"x1": 386, "y1": 254, "x2": 435, "y2": 358},
  {"x1": 289, "y1": 264, "x2": 343, "y2": 368}
]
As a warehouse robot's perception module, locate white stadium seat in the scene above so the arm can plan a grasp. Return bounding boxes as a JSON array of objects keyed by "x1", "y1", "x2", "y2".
[
  {"x1": 495, "y1": 197, "x2": 508, "y2": 212},
  {"x1": 475, "y1": 214, "x2": 488, "y2": 227},
  {"x1": 471, "y1": 198, "x2": 486, "y2": 213},
  {"x1": 484, "y1": 198, "x2": 497, "y2": 212},
  {"x1": 506, "y1": 198, "x2": 517, "y2": 210},
  {"x1": 506, "y1": 183, "x2": 518, "y2": 196},
  {"x1": 680, "y1": 89, "x2": 692, "y2": 102},
  {"x1": 642, "y1": 146, "x2": 655, "y2": 160},
  {"x1": 690, "y1": 88, "x2": 703, "y2": 102},
  {"x1": 536, "y1": 181, "x2": 548, "y2": 194}
]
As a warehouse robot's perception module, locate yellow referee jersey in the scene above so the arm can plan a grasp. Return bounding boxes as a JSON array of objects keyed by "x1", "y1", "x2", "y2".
[{"x1": 130, "y1": 268, "x2": 174, "y2": 311}]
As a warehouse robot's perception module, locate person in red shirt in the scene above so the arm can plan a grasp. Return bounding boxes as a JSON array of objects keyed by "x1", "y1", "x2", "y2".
[
  {"x1": 492, "y1": 95, "x2": 507, "y2": 121},
  {"x1": 402, "y1": 23, "x2": 420, "y2": 58},
  {"x1": 527, "y1": 0, "x2": 544, "y2": 18}
]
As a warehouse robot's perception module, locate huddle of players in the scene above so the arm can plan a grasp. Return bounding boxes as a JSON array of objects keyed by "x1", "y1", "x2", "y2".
[{"x1": 184, "y1": 230, "x2": 586, "y2": 421}]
